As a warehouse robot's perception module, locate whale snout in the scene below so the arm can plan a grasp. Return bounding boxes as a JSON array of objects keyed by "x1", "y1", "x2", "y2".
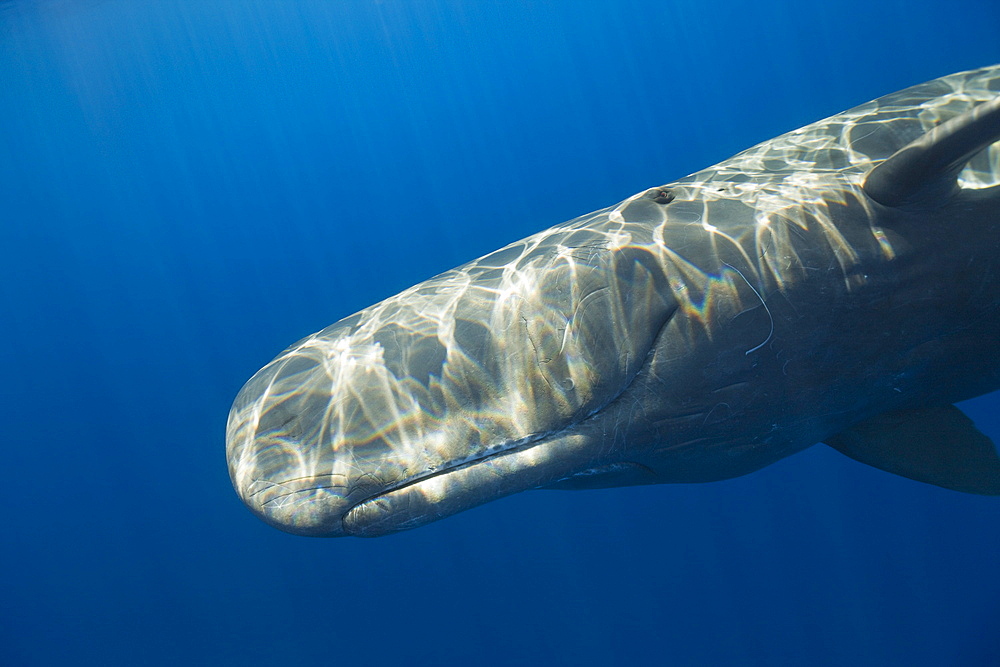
[
  {"x1": 224, "y1": 352, "x2": 360, "y2": 537},
  {"x1": 239, "y1": 474, "x2": 351, "y2": 537},
  {"x1": 225, "y1": 361, "x2": 396, "y2": 537}
]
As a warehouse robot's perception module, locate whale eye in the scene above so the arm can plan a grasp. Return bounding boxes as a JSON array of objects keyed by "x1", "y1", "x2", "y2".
[{"x1": 646, "y1": 188, "x2": 675, "y2": 205}]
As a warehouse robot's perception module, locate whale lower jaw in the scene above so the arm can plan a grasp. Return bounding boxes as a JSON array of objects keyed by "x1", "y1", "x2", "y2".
[{"x1": 343, "y1": 430, "x2": 598, "y2": 537}]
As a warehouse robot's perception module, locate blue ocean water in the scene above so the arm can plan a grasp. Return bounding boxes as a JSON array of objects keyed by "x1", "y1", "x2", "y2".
[{"x1": 2, "y1": 1, "x2": 999, "y2": 664}]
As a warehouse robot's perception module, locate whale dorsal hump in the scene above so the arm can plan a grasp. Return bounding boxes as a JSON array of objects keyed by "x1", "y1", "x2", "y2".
[
  {"x1": 863, "y1": 96, "x2": 1000, "y2": 208},
  {"x1": 824, "y1": 405, "x2": 1000, "y2": 495}
]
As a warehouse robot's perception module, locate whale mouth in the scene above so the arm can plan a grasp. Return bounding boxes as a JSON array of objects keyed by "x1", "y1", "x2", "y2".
[
  {"x1": 240, "y1": 411, "x2": 609, "y2": 538},
  {"x1": 342, "y1": 433, "x2": 553, "y2": 537},
  {"x1": 342, "y1": 416, "x2": 619, "y2": 537}
]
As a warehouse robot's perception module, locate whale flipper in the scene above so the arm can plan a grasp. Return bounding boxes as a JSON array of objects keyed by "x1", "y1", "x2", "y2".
[
  {"x1": 863, "y1": 96, "x2": 1000, "y2": 208},
  {"x1": 825, "y1": 405, "x2": 1000, "y2": 495}
]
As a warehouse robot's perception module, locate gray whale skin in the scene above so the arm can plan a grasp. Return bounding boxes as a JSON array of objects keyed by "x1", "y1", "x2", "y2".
[{"x1": 227, "y1": 65, "x2": 1000, "y2": 537}]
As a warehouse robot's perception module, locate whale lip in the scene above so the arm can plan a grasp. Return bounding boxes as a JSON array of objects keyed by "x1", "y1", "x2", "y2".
[
  {"x1": 341, "y1": 427, "x2": 600, "y2": 537},
  {"x1": 341, "y1": 437, "x2": 545, "y2": 537}
]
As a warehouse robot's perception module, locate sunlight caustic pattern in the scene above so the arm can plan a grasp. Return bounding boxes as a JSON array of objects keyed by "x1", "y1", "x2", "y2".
[{"x1": 227, "y1": 65, "x2": 1000, "y2": 536}]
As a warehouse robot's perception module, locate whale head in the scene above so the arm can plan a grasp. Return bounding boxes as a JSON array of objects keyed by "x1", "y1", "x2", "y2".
[{"x1": 226, "y1": 221, "x2": 675, "y2": 536}]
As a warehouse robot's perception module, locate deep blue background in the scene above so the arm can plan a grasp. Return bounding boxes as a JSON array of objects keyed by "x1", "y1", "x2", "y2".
[{"x1": 2, "y1": 1, "x2": 999, "y2": 665}]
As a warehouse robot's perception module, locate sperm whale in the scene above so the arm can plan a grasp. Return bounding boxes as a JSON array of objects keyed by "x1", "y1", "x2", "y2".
[{"x1": 227, "y1": 65, "x2": 1000, "y2": 537}]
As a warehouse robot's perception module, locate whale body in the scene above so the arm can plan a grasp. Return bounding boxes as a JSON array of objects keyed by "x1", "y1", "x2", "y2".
[{"x1": 227, "y1": 65, "x2": 1000, "y2": 537}]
